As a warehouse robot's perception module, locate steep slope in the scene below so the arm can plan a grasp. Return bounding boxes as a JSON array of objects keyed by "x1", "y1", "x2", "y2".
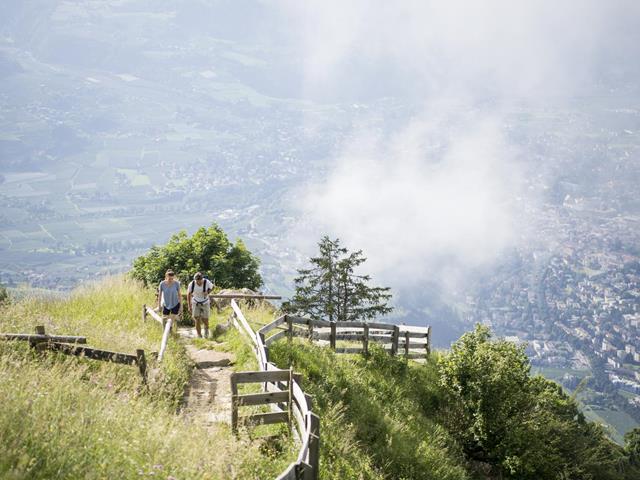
[
  {"x1": 268, "y1": 337, "x2": 639, "y2": 480},
  {"x1": 269, "y1": 341, "x2": 469, "y2": 480}
]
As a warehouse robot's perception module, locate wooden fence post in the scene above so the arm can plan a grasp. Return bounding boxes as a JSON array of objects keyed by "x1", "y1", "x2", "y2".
[
  {"x1": 259, "y1": 331, "x2": 268, "y2": 365},
  {"x1": 404, "y1": 331, "x2": 410, "y2": 358},
  {"x1": 308, "y1": 412, "x2": 320, "y2": 480},
  {"x1": 32, "y1": 325, "x2": 46, "y2": 351},
  {"x1": 330, "y1": 322, "x2": 336, "y2": 350},
  {"x1": 287, "y1": 315, "x2": 293, "y2": 343},
  {"x1": 308, "y1": 320, "x2": 314, "y2": 343},
  {"x1": 363, "y1": 323, "x2": 369, "y2": 355},
  {"x1": 142, "y1": 304, "x2": 147, "y2": 323},
  {"x1": 426, "y1": 326, "x2": 431, "y2": 356},
  {"x1": 136, "y1": 349, "x2": 147, "y2": 383},
  {"x1": 231, "y1": 374, "x2": 239, "y2": 434},
  {"x1": 391, "y1": 325, "x2": 400, "y2": 356},
  {"x1": 288, "y1": 368, "x2": 293, "y2": 432},
  {"x1": 157, "y1": 318, "x2": 172, "y2": 363}
]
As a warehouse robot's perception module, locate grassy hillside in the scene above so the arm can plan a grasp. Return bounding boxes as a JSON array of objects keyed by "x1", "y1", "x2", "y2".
[
  {"x1": 268, "y1": 336, "x2": 639, "y2": 480},
  {"x1": 0, "y1": 277, "x2": 293, "y2": 479},
  {"x1": 3, "y1": 281, "x2": 637, "y2": 479},
  {"x1": 269, "y1": 341, "x2": 470, "y2": 480}
]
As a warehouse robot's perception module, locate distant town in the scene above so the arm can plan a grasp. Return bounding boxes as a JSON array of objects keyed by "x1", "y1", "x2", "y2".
[{"x1": 468, "y1": 198, "x2": 640, "y2": 439}]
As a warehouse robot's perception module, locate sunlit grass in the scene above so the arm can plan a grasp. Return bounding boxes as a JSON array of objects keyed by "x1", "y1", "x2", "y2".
[
  {"x1": 0, "y1": 276, "x2": 296, "y2": 479},
  {"x1": 0, "y1": 345, "x2": 293, "y2": 479},
  {"x1": 270, "y1": 340, "x2": 470, "y2": 480}
]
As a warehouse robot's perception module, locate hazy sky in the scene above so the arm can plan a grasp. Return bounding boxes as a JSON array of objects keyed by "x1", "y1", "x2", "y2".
[
  {"x1": 280, "y1": 0, "x2": 640, "y2": 288},
  {"x1": 1, "y1": 1, "x2": 638, "y2": 299}
]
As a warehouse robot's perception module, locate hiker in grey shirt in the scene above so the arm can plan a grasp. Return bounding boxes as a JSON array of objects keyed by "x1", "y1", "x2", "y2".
[{"x1": 158, "y1": 269, "x2": 181, "y2": 331}]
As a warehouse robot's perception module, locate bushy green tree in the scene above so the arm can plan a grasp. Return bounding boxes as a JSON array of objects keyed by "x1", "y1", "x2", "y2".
[
  {"x1": 439, "y1": 325, "x2": 630, "y2": 479},
  {"x1": 283, "y1": 236, "x2": 392, "y2": 322},
  {"x1": 130, "y1": 224, "x2": 263, "y2": 290}
]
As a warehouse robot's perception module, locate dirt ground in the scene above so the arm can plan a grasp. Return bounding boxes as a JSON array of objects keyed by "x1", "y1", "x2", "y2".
[{"x1": 179, "y1": 327, "x2": 234, "y2": 429}]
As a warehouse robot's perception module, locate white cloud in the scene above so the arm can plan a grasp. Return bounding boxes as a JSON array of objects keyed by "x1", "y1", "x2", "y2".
[
  {"x1": 296, "y1": 108, "x2": 524, "y2": 286},
  {"x1": 280, "y1": 0, "x2": 640, "y2": 288}
]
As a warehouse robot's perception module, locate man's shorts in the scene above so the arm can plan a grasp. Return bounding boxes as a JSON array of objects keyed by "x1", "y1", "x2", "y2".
[
  {"x1": 163, "y1": 304, "x2": 180, "y2": 315},
  {"x1": 192, "y1": 301, "x2": 210, "y2": 320}
]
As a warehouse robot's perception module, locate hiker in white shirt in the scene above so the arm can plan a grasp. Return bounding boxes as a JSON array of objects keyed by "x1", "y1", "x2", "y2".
[{"x1": 187, "y1": 272, "x2": 213, "y2": 338}]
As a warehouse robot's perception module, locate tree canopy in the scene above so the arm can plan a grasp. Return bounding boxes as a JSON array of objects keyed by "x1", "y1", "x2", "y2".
[
  {"x1": 283, "y1": 236, "x2": 392, "y2": 322},
  {"x1": 130, "y1": 224, "x2": 262, "y2": 290}
]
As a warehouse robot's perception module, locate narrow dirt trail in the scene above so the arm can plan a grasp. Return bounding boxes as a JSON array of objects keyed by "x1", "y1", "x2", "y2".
[{"x1": 178, "y1": 327, "x2": 234, "y2": 430}]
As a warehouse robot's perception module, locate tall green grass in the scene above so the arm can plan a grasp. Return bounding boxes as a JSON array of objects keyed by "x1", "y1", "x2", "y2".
[
  {"x1": 1, "y1": 276, "x2": 188, "y2": 404},
  {"x1": 270, "y1": 341, "x2": 470, "y2": 480},
  {"x1": 0, "y1": 277, "x2": 295, "y2": 479}
]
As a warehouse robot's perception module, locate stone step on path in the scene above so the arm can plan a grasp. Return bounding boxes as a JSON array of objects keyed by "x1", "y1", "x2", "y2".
[{"x1": 178, "y1": 326, "x2": 235, "y2": 430}]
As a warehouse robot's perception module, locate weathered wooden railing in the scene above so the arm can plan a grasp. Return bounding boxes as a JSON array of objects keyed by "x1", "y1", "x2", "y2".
[
  {"x1": 142, "y1": 304, "x2": 174, "y2": 363},
  {"x1": 212, "y1": 294, "x2": 283, "y2": 300},
  {"x1": 0, "y1": 325, "x2": 147, "y2": 381},
  {"x1": 227, "y1": 302, "x2": 432, "y2": 480},
  {"x1": 230, "y1": 368, "x2": 293, "y2": 433},
  {"x1": 259, "y1": 315, "x2": 431, "y2": 359},
  {"x1": 229, "y1": 299, "x2": 320, "y2": 480}
]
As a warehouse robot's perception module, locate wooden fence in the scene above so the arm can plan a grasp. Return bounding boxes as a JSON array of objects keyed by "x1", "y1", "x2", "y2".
[
  {"x1": 258, "y1": 315, "x2": 431, "y2": 359},
  {"x1": 230, "y1": 368, "x2": 293, "y2": 433},
  {"x1": 137, "y1": 297, "x2": 430, "y2": 479},
  {"x1": 227, "y1": 302, "x2": 432, "y2": 480},
  {"x1": 229, "y1": 300, "x2": 320, "y2": 480},
  {"x1": 0, "y1": 325, "x2": 147, "y2": 381}
]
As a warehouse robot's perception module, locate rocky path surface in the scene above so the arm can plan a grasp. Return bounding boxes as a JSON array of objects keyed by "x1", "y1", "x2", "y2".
[{"x1": 178, "y1": 327, "x2": 234, "y2": 430}]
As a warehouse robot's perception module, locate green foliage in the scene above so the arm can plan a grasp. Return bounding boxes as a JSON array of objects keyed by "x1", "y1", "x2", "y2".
[
  {"x1": 438, "y1": 325, "x2": 531, "y2": 463},
  {"x1": 439, "y1": 324, "x2": 632, "y2": 479},
  {"x1": 130, "y1": 223, "x2": 263, "y2": 290},
  {"x1": 625, "y1": 427, "x2": 640, "y2": 466},
  {"x1": 283, "y1": 236, "x2": 392, "y2": 322},
  {"x1": 270, "y1": 341, "x2": 469, "y2": 480}
]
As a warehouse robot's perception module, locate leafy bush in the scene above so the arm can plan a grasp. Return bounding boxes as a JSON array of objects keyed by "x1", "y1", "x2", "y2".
[
  {"x1": 625, "y1": 427, "x2": 640, "y2": 467},
  {"x1": 438, "y1": 324, "x2": 635, "y2": 479},
  {"x1": 130, "y1": 223, "x2": 262, "y2": 290}
]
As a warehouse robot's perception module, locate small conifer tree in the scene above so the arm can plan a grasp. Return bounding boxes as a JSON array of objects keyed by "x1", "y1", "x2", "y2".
[{"x1": 283, "y1": 236, "x2": 392, "y2": 322}]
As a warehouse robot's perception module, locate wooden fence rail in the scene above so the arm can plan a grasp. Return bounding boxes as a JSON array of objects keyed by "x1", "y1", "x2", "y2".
[
  {"x1": 260, "y1": 315, "x2": 431, "y2": 359},
  {"x1": 142, "y1": 304, "x2": 174, "y2": 363},
  {"x1": 0, "y1": 325, "x2": 147, "y2": 381},
  {"x1": 230, "y1": 368, "x2": 293, "y2": 433},
  {"x1": 0, "y1": 333, "x2": 87, "y2": 344}
]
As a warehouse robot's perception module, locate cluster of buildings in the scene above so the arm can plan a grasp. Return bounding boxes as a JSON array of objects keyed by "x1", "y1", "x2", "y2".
[{"x1": 467, "y1": 202, "x2": 640, "y2": 414}]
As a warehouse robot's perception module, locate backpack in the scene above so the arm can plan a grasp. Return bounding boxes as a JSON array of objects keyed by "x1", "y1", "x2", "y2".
[{"x1": 190, "y1": 278, "x2": 210, "y2": 294}]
